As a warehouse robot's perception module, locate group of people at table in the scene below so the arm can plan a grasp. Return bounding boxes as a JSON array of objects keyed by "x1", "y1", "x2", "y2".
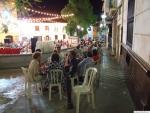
[{"x1": 28, "y1": 41, "x2": 101, "y2": 109}]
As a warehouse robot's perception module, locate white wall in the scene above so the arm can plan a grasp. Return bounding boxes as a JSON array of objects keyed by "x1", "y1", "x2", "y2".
[
  {"x1": 133, "y1": 0, "x2": 150, "y2": 64},
  {"x1": 104, "y1": 0, "x2": 110, "y2": 13},
  {"x1": 122, "y1": 0, "x2": 128, "y2": 44}
]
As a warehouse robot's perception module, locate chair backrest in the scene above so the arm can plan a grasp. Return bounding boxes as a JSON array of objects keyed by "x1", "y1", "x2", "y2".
[
  {"x1": 83, "y1": 67, "x2": 97, "y2": 88},
  {"x1": 83, "y1": 62, "x2": 95, "y2": 76},
  {"x1": 21, "y1": 67, "x2": 28, "y2": 81},
  {"x1": 48, "y1": 69, "x2": 63, "y2": 85}
]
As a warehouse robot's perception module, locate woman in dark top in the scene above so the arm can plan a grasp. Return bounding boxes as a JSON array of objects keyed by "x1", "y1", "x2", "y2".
[
  {"x1": 92, "y1": 49, "x2": 100, "y2": 64},
  {"x1": 48, "y1": 51, "x2": 63, "y2": 71},
  {"x1": 68, "y1": 50, "x2": 78, "y2": 77}
]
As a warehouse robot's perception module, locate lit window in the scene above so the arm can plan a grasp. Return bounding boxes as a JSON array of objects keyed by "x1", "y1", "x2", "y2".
[
  {"x1": 63, "y1": 34, "x2": 66, "y2": 39},
  {"x1": 45, "y1": 26, "x2": 49, "y2": 31},
  {"x1": 35, "y1": 26, "x2": 39, "y2": 31}
]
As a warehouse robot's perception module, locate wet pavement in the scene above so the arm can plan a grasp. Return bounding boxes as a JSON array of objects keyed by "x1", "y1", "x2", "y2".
[
  {"x1": 0, "y1": 49, "x2": 135, "y2": 113},
  {"x1": 0, "y1": 69, "x2": 24, "y2": 112}
]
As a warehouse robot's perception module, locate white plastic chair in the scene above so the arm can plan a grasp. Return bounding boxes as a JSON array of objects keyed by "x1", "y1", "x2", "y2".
[
  {"x1": 21, "y1": 67, "x2": 28, "y2": 96},
  {"x1": 48, "y1": 69, "x2": 63, "y2": 101},
  {"x1": 21, "y1": 67, "x2": 43, "y2": 98},
  {"x1": 73, "y1": 67, "x2": 97, "y2": 113}
]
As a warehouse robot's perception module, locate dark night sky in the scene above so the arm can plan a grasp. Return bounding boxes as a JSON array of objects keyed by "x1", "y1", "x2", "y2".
[{"x1": 32, "y1": 0, "x2": 103, "y2": 15}]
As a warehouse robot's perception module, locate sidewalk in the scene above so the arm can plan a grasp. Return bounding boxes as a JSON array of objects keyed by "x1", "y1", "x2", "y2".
[{"x1": 0, "y1": 49, "x2": 134, "y2": 113}]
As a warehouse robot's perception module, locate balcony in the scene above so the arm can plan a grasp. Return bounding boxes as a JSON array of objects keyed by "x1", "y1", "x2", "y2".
[{"x1": 109, "y1": 0, "x2": 117, "y2": 16}]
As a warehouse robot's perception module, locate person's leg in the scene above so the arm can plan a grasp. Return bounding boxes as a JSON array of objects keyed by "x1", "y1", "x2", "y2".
[
  {"x1": 63, "y1": 67, "x2": 69, "y2": 91},
  {"x1": 28, "y1": 82, "x2": 32, "y2": 99},
  {"x1": 66, "y1": 76, "x2": 73, "y2": 109}
]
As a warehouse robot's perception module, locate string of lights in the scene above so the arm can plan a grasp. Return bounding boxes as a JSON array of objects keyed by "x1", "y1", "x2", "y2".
[
  {"x1": 25, "y1": 7, "x2": 74, "y2": 17},
  {"x1": 20, "y1": 17, "x2": 62, "y2": 23}
]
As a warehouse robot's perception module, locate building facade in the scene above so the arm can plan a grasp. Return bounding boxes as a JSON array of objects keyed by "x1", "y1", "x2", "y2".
[
  {"x1": 103, "y1": 0, "x2": 150, "y2": 110},
  {"x1": 18, "y1": 22, "x2": 68, "y2": 41}
]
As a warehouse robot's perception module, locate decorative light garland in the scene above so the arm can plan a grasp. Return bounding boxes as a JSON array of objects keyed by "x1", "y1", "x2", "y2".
[
  {"x1": 21, "y1": 7, "x2": 74, "y2": 23},
  {"x1": 25, "y1": 7, "x2": 74, "y2": 17},
  {"x1": 20, "y1": 17, "x2": 62, "y2": 23}
]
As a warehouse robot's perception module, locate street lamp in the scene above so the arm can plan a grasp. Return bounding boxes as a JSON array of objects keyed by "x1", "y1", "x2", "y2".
[
  {"x1": 81, "y1": 27, "x2": 84, "y2": 31},
  {"x1": 76, "y1": 25, "x2": 84, "y2": 39},
  {"x1": 101, "y1": 13, "x2": 107, "y2": 19},
  {"x1": 77, "y1": 25, "x2": 80, "y2": 29},
  {"x1": 2, "y1": 11, "x2": 10, "y2": 18},
  {"x1": 100, "y1": 23, "x2": 103, "y2": 28},
  {"x1": 1, "y1": 10, "x2": 10, "y2": 24}
]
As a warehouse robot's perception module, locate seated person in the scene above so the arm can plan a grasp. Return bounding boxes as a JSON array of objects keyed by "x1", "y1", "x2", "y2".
[
  {"x1": 35, "y1": 49, "x2": 42, "y2": 53},
  {"x1": 68, "y1": 50, "x2": 78, "y2": 77},
  {"x1": 75, "y1": 45, "x2": 83, "y2": 59},
  {"x1": 63, "y1": 50, "x2": 79, "y2": 77},
  {"x1": 28, "y1": 52, "x2": 42, "y2": 82},
  {"x1": 56, "y1": 46, "x2": 63, "y2": 63},
  {"x1": 92, "y1": 49, "x2": 100, "y2": 64},
  {"x1": 78, "y1": 51, "x2": 93, "y2": 78},
  {"x1": 48, "y1": 51, "x2": 63, "y2": 71}
]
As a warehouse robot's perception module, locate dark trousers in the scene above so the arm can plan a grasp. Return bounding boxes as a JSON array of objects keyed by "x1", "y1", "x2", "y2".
[
  {"x1": 66, "y1": 76, "x2": 72, "y2": 105},
  {"x1": 64, "y1": 66, "x2": 73, "y2": 106}
]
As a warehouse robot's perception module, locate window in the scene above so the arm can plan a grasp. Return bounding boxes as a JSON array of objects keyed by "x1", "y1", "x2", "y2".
[
  {"x1": 35, "y1": 26, "x2": 39, "y2": 31},
  {"x1": 63, "y1": 34, "x2": 66, "y2": 39},
  {"x1": 126, "y1": 0, "x2": 135, "y2": 47},
  {"x1": 54, "y1": 26, "x2": 58, "y2": 32},
  {"x1": 45, "y1": 26, "x2": 49, "y2": 31},
  {"x1": 62, "y1": 27, "x2": 65, "y2": 32},
  {"x1": 55, "y1": 35, "x2": 58, "y2": 40}
]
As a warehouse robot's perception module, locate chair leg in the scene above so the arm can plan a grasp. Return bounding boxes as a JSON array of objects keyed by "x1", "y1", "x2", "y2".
[
  {"x1": 87, "y1": 94, "x2": 90, "y2": 103},
  {"x1": 35, "y1": 83, "x2": 38, "y2": 92},
  {"x1": 76, "y1": 93, "x2": 80, "y2": 113},
  {"x1": 49, "y1": 85, "x2": 51, "y2": 101},
  {"x1": 25, "y1": 81, "x2": 27, "y2": 96},
  {"x1": 59, "y1": 85, "x2": 62, "y2": 100},
  {"x1": 28, "y1": 82, "x2": 32, "y2": 99},
  {"x1": 76, "y1": 77, "x2": 79, "y2": 85},
  {"x1": 40, "y1": 82, "x2": 43, "y2": 95},
  {"x1": 72, "y1": 91, "x2": 75, "y2": 106},
  {"x1": 71, "y1": 78, "x2": 74, "y2": 89},
  {"x1": 91, "y1": 91, "x2": 95, "y2": 109}
]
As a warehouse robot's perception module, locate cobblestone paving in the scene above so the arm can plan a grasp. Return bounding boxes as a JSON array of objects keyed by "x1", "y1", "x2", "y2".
[{"x1": 0, "y1": 49, "x2": 135, "y2": 113}]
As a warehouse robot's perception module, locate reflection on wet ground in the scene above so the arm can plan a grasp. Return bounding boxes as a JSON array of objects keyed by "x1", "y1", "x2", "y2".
[{"x1": 0, "y1": 69, "x2": 24, "y2": 112}]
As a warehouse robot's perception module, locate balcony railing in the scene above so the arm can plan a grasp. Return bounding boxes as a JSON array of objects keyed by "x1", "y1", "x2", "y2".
[{"x1": 109, "y1": 0, "x2": 117, "y2": 16}]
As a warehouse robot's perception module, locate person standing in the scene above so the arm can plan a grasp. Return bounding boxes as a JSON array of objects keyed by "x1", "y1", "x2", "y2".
[{"x1": 65, "y1": 50, "x2": 78, "y2": 109}]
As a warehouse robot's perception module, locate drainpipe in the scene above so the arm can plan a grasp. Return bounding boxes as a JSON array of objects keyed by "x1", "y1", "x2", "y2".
[{"x1": 111, "y1": 20, "x2": 114, "y2": 55}]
